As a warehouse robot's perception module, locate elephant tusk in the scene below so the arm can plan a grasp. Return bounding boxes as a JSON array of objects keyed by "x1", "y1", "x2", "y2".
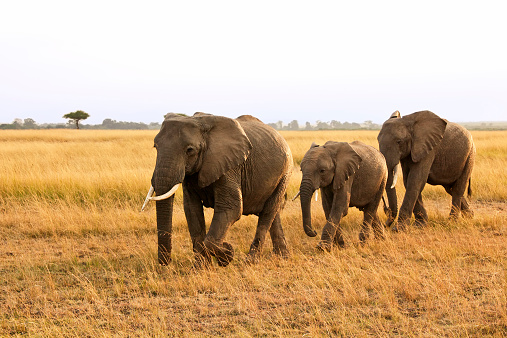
[
  {"x1": 140, "y1": 184, "x2": 180, "y2": 212},
  {"x1": 292, "y1": 191, "x2": 300, "y2": 201},
  {"x1": 315, "y1": 189, "x2": 318, "y2": 201},
  {"x1": 141, "y1": 186, "x2": 155, "y2": 212},
  {"x1": 150, "y1": 184, "x2": 180, "y2": 201},
  {"x1": 391, "y1": 163, "x2": 400, "y2": 189}
]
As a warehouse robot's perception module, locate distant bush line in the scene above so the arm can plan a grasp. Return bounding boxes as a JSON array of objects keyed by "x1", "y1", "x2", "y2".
[{"x1": 1, "y1": 118, "x2": 506, "y2": 131}]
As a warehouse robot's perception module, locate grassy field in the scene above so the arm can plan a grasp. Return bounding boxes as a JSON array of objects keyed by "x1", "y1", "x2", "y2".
[{"x1": 1, "y1": 129, "x2": 506, "y2": 336}]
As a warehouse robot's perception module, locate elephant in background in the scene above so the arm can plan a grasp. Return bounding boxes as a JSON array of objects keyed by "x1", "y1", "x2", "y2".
[
  {"x1": 377, "y1": 110, "x2": 476, "y2": 230},
  {"x1": 298, "y1": 141, "x2": 387, "y2": 251},
  {"x1": 143, "y1": 113, "x2": 292, "y2": 266}
]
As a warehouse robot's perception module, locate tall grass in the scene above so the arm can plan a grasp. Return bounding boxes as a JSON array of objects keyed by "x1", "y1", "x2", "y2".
[{"x1": 1, "y1": 129, "x2": 506, "y2": 336}]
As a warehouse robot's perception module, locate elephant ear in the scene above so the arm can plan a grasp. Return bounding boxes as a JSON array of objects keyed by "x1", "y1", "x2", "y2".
[
  {"x1": 196, "y1": 115, "x2": 252, "y2": 187},
  {"x1": 409, "y1": 110, "x2": 447, "y2": 163},
  {"x1": 324, "y1": 142, "x2": 362, "y2": 191}
]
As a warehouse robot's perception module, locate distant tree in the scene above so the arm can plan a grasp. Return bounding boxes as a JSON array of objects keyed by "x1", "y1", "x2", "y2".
[
  {"x1": 13, "y1": 118, "x2": 23, "y2": 128},
  {"x1": 149, "y1": 122, "x2": 161, "y2": 130},
  {"x1": 23, "y1": 118, "x2": 38, "y2": 129},
  {"x1": 330, "y1": 120, "x2": 342, "y2": 129},
  {"x1": 305, "y1": 122, "x2": 313, "y2": 130},
  {"x1": 316, "y1": 120, "x2": 330, "y2": 130},
  {"x1": 288, "y1": 120, "x2": 299, "y2": 130},
  {"x1": 102, "y1": 118, "x2": 116, "y2": 127},
  {"x1": 63, "y1": 110, "x2": 89, "y2": 129}
]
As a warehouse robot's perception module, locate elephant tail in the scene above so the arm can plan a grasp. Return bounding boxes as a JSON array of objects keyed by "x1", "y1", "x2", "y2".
[
  {"x1": 467, "y1": 178, "x2": 472, "y2": 198},
  {"x1": 381, "y1": 194, "x2": 389, "y2": 215}
]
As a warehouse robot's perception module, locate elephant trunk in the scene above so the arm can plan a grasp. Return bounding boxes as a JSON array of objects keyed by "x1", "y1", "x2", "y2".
[
  {"x1": 156, "y1": 196, "x2": 174, "y2": 265},
  {"x1": 300, "y1": 180, "x2": 317, "y2": 237},
  {"x1": 152, "y1": 162, "x2": 185, "y2": 265},
  {"x1": 385, "y1": 165, "x2": 399, "y2": 226}
]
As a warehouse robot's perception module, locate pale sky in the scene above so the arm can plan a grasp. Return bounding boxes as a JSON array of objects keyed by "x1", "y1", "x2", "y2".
[{"x1": 1, "y1": 0, "x2": 506, "y2": 125}]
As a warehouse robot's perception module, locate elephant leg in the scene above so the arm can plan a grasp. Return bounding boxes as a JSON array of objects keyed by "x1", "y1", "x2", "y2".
[
  {"x1": 183, "y1": 186, "x2": 211, "y2": 268},
  {"x1": 319, "y1": 187, "x2": 349, "y2": 251},
  {"x1": 247, "y1": 175, "x2": 288, "y2": 263},
  {"x1": 359, "y1": 211, "x2": 373, "y2": 243},
  {"x1": 269, "y1": 213, "x2": 289, "y2": 257},
  {"x1": 451, "y1": 156, "x2": 474, "y2": 219},
  {"x1": 332, "y1": 227, "x2": 345, "y2": 248},
  {"x1": 321, "y1": 186, "x2": 334, "y2": 220},
  {"x1": 461, "y1": 197, "x2": 474, "y2": 218},
  {"x1": 246, "y1": 210, "x2": 277, "y2": 264},
  {"x1": 413, "y1": 192, "x2": 428, "y2": 227},
  {"x1": 321, "y1": 186, "x2": 344, "y2": 248},
  {"x1": 204, "y1": 176, "x2": 242, "y2": 267},
  {"x1": 205, "y1": 210, "x2": 241, "y2": 267},
  {"x1": 363, "y1": 182, "x2": 385, "y2": 240},
  {"x1": 371, "y1": 213, "x2": 385, "y2": 240},
  {"x1": 450, "y1": 196, "x2": 461, "y2": 219},
  {"x1": 318, "y1": 220, "x2": 342, "y2": 252},
  {"x1": 396, "y1": 166, "x2": 428, "y2": 231},
  {"x1": 444, "y1": 185, "x2": 460, "y2": 219}
]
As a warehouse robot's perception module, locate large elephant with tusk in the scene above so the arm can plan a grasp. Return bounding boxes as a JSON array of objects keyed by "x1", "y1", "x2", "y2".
[
  {"x1": 377, "y1": 110, "x2": 476, "y2": 231},
  {"x1": 143, "y1": 113, "x2": 292, "y2": 267}
]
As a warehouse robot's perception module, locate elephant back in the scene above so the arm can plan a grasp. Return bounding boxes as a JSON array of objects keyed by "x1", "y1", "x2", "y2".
[
  {"x1": 235, "y1": 116, "x2": 293, "y2": 215},
  {"x1": 430, "y1": 122, "x2": 475, "y2": 183}
]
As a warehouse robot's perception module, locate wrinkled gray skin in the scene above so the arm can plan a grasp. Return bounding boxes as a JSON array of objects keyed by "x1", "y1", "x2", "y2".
[
  {"x1": 299, "y1": 141, "x2": 387, "y2": 251},
  {"x1": 377, "y1": 110, "x2": 476, "y2": 231},
  {"x1": 152, "y1": 113, "x2": 292, "y2": 266}
]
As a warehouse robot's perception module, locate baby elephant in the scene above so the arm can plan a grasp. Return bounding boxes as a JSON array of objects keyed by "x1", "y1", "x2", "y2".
[{"x1": 298, "y1": 141, "x2": 387, "y2": 251}]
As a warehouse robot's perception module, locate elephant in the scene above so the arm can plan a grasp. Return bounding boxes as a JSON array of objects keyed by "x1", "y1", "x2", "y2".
[
  {"x1": 142, "y1": 113, "x2": 293, "y2": 267},
  {"x1": 298, "y1": 141, "x2": 388, "y2": 251},
  {"x1": 377, "y1": 110, "x2": 476, "y2": 230}
]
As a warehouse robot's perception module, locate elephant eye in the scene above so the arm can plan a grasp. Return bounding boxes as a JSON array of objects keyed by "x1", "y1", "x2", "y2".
[
  {"x1": 320, "y1": 169, "x2": 326, "y2": 174},
  {"x1": 186, "y1": 146, "x2": 196, "y2": 155}
]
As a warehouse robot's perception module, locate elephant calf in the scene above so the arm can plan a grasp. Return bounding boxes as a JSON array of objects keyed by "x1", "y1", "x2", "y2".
[{"x1": 298, "y1": 141, "x2": 388, "y2": 251}]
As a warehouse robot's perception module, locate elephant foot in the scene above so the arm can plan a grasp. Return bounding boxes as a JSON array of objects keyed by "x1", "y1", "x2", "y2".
[
  {"x1": 391, "y1": 223, "x2": 405, "y2": 232},
  {"x1": 359, "y1": 231, "x2": 368, "y2": 243},
  {"x1": 202, "y1": 239, "x2": 234, "y2": 267},
  {"x1": 158, "y1": 254, "x2": 171, "y2": 266},
  {"x1": 192, "y1": 242, "x2": 213, "y2": 269},
  {"x1": 317, "y1": 241, "x2": 333, "y2": 252},
  {"x1": 333, "y1": 235, "x2": 345, "y2": 248},
  {"x1": 414, "y1": 218, "x2": 427, "y2": 227},
  {"x1": 215, "y1": 242, "x2": 234, "y2": 267},
  {"x1": 385, "y1": 217, "x2": 396, "y2": 228},
  {"x1": 245, "y1": 251, "x2": 260, "y2": 265},
  {"x1": 373, "y1": 228, "x2": 385, "y2": 240},
  {"x1": 448, "y1": 212, "x2": 460, "y2": 222},
  {"x1": 272, "y1": 246, "x2": 290, "y2": 259},
  {"x1": 271, "y1": 237, "x2": 289, "y2": 258},
  {"x1": 193, "y1": 255, "x2": 213, "y2": 270},
  {"x1": 461, "y1": 208, "x2": 474, "y2": 219}
]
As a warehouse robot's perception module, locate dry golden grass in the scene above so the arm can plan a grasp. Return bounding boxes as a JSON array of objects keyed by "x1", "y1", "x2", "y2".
[{"x1": 1, "y1": 129, "x2": 506, "y2": 336}]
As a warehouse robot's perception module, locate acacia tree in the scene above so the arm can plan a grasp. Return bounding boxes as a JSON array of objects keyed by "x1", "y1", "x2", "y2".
[{"x1": 63, "y1": 110, "x2": 90, "y2": 129}]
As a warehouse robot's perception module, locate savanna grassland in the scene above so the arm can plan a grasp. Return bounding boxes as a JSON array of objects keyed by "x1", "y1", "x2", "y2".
[{"x1": 1, "y1": 129, "x2": 506, "y2": 336}]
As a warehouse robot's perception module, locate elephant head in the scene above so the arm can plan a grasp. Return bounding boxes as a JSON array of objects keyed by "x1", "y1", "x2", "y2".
[
  {"x1": 299, "y1": 141, "x2": 362, "y2": 237},
  {"x1": 145, "y1": 113, "x2": 252, "y2": 264},
  {"x1": 377, "y1": 110, "x2": 447, "y2": 225}
]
